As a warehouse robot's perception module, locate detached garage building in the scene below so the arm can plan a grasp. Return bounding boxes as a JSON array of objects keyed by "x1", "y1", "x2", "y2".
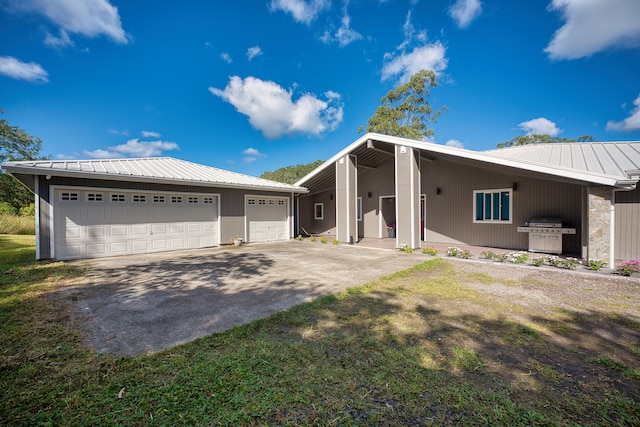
[{"x1": 2, "y1": 157, "x2": 306, "y2": 260}]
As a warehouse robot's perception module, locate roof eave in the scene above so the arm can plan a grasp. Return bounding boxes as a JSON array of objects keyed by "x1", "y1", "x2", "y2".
[{"x1": 2, "y1": 164, "x2": 308, "y2": 194}]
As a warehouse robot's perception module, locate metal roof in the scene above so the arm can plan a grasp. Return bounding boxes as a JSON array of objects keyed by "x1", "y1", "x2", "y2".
[
  {"x1": 2, "y1": 157, "x2": 307, "y2": 193},
  {"x1": 485, "y1": 142, "x2": 640, "y2": 179},
  {"x1": 296, "y1": 133, "x2": 640, "y2": 191}
]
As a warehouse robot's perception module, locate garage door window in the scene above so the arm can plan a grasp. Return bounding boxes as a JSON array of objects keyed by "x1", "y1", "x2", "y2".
[
  {"x1": 188, "y1": 196, "x2": 198, "y2": 204},
  {"x1": 61, "y1": 192, "x2": 78, "y2": 201},
  {"x1": 171, "y1": 196, "x2": 182, "y2": 203},
  {"x1": 111, "y1": 194, "x2": 126, "y2": 202},
  {"x1": 204, "y1": 197, "x2": 214, "y2": 204},
  {"x1": 87, "y1": 193, "x2": 103, "y2": 202},
  {"x1": 153, "y1": 195, "x2": 165, "y2": 203},
  {"x1": 132, "y1": 195, "x2": 146, "y2": 203}
]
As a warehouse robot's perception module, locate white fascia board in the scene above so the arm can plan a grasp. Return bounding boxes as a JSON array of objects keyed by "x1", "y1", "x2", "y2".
[{"x1": 2, "y1": 164, "x2": 308, "y2": 194}]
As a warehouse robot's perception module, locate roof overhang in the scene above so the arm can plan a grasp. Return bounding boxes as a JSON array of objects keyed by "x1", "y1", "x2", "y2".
[
  {"x1": 295, "y1": 133, "x2": 638, "y2": 191},
  {"x1": 1, "y1": 162, "x2": 309, "y2": 194}
]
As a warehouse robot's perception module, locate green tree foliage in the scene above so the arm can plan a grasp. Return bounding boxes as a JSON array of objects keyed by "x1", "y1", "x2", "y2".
[
  {"x1": 358, "y1": 70, "x2": 446, "y2": 140},
  {"x1": 260, "y1": 160, "x2": 324, "y2": 184},
  {"x1": 497, "y1": 134, "x2": 597, "y2": 148},
  {"x1": 1, "y1": 109, "x2": 44, "y2": 210}
]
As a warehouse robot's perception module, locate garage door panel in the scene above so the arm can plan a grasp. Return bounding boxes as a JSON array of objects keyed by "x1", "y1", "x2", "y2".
[{"x1": 54, "y1": 189, "x2": 219, "y2": 260}]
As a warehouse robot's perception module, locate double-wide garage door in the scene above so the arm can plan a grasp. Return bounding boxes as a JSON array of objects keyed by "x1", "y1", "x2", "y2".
[{"x1": 53, "y1": 188, "x2": 219, "y2": 260}]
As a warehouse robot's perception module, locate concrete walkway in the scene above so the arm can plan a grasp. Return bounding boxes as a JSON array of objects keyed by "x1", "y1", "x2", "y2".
[{"x1": 54, "y1": 241, "x2": 427, "y2": 356}]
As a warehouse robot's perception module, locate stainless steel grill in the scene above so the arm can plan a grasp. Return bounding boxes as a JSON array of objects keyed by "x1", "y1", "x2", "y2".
[{"x1": 517, "y1": 218, "x2": 576, "y2": 254}]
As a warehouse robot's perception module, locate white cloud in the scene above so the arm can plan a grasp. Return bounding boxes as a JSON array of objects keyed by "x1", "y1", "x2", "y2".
[
  {"x1": 247, "y1": 46, "x2": 263, "y2": 61},
  {"x1": 545, "y1": 0, "x2": 640, "y2": 60},
  {"x1": 448, "y1": 0, "x2": 482, "y2": 29},
  {"x1": 518, "y1": 117, "x2": 562, "y2": 136},
  {"x1": 321, "y1": 1, "x2": 362, "y2": 47},
  {"x1": 220, "y1": 52, "x2": 233, "y2": 63},
  {"x1": 141, "y1": 130, "x2": 161, "y2": 138},
  {"x1": 606, "y1": 93, "x2": 640, "y2": 132},
  {"x1": 209, "y1": 76, "x2": 344, "y2": 139},
  {"x1": 269, "y1": 0, "x2": 330, "y2": 25},
  {"x1": 445, "y1": 139, "x2": 464, "y2": 148},
  {"x1": 0, "y1": 56, "x2": 48, "y2": 83},
  {"x1": 381, "y1": 11, "x2": 447, "y2": 83},
  {"x1": 83, "y1": 138, "x2": 179, "y2": 159},
  {"x1": 6, "y1": 0, "x2": 129, "y2": 46},
  {"x1": 108, "y1": 128, "x2": 129, "y2": 136},
  {"x1": 242, "y1": 147, "x2": 267, "y2": 163}
]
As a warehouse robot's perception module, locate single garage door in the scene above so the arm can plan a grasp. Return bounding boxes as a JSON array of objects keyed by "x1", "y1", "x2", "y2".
[
  {"x1": 53, "y1": 188, "x2": 219, "y2": 260},
  {"x1": 246, "y1": 196, "x2": 289, "y2": 243}
]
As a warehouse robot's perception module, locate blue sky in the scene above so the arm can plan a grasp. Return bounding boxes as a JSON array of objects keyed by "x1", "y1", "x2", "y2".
[{"x1": 1, "y1": 0, "x2": 640, "y2": 176}]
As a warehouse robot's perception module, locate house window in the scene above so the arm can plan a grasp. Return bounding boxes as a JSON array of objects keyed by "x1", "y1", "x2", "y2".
[
  {"x1": 153, "y1": 195, "x2": 165, "y2": 203},
  {"x1": 61, "y1": 192, "x2": 78, "y2": 201},
  {"x1": 132, "y1": 195, "x2": 146, "y2": 203},
  {"x1": 314, "y1": 203, "x2": 324, "y2": 220},
  {"x1": 87, "y1": 193, "x2": 103, "y2": 202},
  {"x1": 111, "y1": 194, "x2": 126, "y2": 202},
  {"x1": 473, "y1": 189, "x2": 512, "y2": 223},
  {"x1": 357, "y1": 197, "x2": 362, "y2": 221},
  {"x1": 203, "y1": 197, "x2": 214, "y2": 204}
]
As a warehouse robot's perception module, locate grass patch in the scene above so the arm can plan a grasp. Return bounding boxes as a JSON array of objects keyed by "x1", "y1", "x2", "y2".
[
  {"x1": 1, "y1": 245, "x2": 639, "y2": 425},
  {"x1": 0, "y1": 214, "x2": 36, "y2": 235}
]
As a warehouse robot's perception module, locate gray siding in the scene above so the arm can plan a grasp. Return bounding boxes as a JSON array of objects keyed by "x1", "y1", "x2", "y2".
[
  {"x1": 357, "y1": 159, "x2": 395, "y2": 238},
  {"x1": 37, "y1": 176, "x2": 293, "y2": 258},
  {"x1": 422, "y1": 159, "x2": 583, "y2": 254},
  {"x1": 615, "y1": 187, "x2": 640, "y2": 261},
  {"x1": 298, "y1": 190, "x2": 336, "y2": 236}
]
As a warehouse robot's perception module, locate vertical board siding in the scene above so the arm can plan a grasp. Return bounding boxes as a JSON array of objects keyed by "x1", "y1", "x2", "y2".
[
  {"x1": 615, "y1": 187, "x2": 640, "y2": 260},
  {"x1": 39, "y1": 176, "x2": 293, "y2": 258},
  {"x1": 423, "y1": 159, "x2": 583, "y2": 254}
]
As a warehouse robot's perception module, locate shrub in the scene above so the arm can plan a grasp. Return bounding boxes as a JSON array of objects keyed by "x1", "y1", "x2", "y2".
[
  {"x1": 296, "y1": 234, "x2": 303, "y2": 241},
  {"x1": 310, "y1": 235, "x2": 317, "y2": 242},
  {"x1": 549, "y1": 257, "x2": 580, "y2": 270},
  {"x1": 617, "y1": 260, "x2": 640, "y2": 276},
  {"x1": 480, "y1": 250, "x2": 497, "y2": 260},
  {"x1": 319, "y1": 237, "x2": 327, "y2": 244},
  {"x1": 530, "y1": 257, "x2": 546, "y2": 267},
  {"x1": 422, "y1": 247, "x2": 438, "y2": 256},
  {"x1": 587, "y1": 259, "x2": 607, "y2": 271},
  {"x1": 446, "y1": 247, "x2": 460, "y2": 257},
  {"x1": 0, "y1": 202, "x2": 17, "y2": 215},
  {"x1": 459, "y1": 249, "x2": 472, "y2": 259},
  {"x1": 331, "y1": 238, "x2": 339, "y2": 245},
  {"x1": 19, "y1": 203, "x2": 35, "y2": 217},
  {"x1": 508, "y1": 252, "x2": 529, "y2": 264}
]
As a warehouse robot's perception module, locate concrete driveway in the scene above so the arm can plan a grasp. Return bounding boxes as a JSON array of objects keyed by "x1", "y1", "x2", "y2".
[{"x1": 55, "y1": 241, "x2": 426, "y2": 356}]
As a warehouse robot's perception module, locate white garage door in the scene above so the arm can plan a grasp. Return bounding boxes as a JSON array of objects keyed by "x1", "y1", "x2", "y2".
[
  {"x1": 53, "y1": 188, "x2": 219, "y2": 260},
  {"x1": 246, "y1": 196, "x2": 289, "y2": 243}
]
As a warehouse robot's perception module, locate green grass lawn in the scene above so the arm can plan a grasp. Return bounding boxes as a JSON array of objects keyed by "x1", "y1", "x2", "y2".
[{"x1": 1, "y1": 235, "x2": 638, "y2": 426}]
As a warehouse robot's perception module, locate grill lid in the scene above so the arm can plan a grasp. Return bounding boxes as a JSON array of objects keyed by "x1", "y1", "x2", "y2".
[{"x1": 528, "y1": 218, "x2": 562, "y2": 227}]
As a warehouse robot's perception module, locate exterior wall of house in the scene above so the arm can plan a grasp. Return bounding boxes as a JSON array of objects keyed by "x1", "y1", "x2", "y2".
[
  {"x1": 421, "y1": 159, "x2": 583, "y2": 254},
  {"x1": 297, "y1": 190, "x2": 336, "y2": 236},
  {"x1": 35, "y1": 175, "x2": 293, "y2": 259},
  {"x1": 357, "y1": 159, "x2": 395, "y2": 238},
  {"x1": 395, "y1": 146, "x2": 421, "y2": 248},
  {"x1": 335, "y1": 155, "x2": 358, "y2": 244},
  {"x1": 614, "y1": 186, "x2": 640, "y2": 261}
]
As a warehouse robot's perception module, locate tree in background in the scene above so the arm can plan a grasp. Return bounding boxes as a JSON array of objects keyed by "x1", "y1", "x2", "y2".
[
  {"x1": 358, "y1": 69, "x2": 446, "y2": 140},
  {"x1": 260, "y1": 160, "x2": 324, "y2": 184},
  {"x1": 496, "y1": 134, "x2": 597, "y2": 148},
  {"x1": 1, "y1": 109, "x2": 44, "y2": 210}
]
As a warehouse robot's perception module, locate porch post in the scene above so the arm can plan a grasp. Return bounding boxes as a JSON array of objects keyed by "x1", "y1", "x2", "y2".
[
  {"x1": 395, "y1": 145, "x2": 421, "y2": 248},
  {"x1": 587, "y1": 185, "x2": 612, "y2": 263},
  {"x1": 335, "y1": 154, "x2": 357, "y2": 244}
]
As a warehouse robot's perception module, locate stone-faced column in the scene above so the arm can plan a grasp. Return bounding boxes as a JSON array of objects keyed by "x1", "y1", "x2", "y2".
[
  {"x1": 395, "y1": 145, "x2": 421, "y2": 248},
  {"x1": 335, "y1": 154, "x2": 357, "y2": 244},
  {"x1": 587, "y1": 186, "x2": 611, "y2": 263}
]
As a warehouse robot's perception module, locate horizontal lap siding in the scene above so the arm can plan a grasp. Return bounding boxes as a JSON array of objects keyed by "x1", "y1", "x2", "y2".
[
  {"x1": 615, "y1": 187, "x2": 640, "y2": 261},
  {"x1": 423, "y1": 159, "x2": 583, "y2": 253}
]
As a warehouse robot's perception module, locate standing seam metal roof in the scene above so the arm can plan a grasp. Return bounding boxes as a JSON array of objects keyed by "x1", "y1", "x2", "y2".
[{"x1": 1, "y1": 157, "x2": 307, "y2": 192}]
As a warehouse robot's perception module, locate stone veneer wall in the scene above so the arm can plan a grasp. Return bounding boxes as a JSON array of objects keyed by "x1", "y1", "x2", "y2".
[{"x1": 588, "y1": 186, "x2": 611, "y2": 261}]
